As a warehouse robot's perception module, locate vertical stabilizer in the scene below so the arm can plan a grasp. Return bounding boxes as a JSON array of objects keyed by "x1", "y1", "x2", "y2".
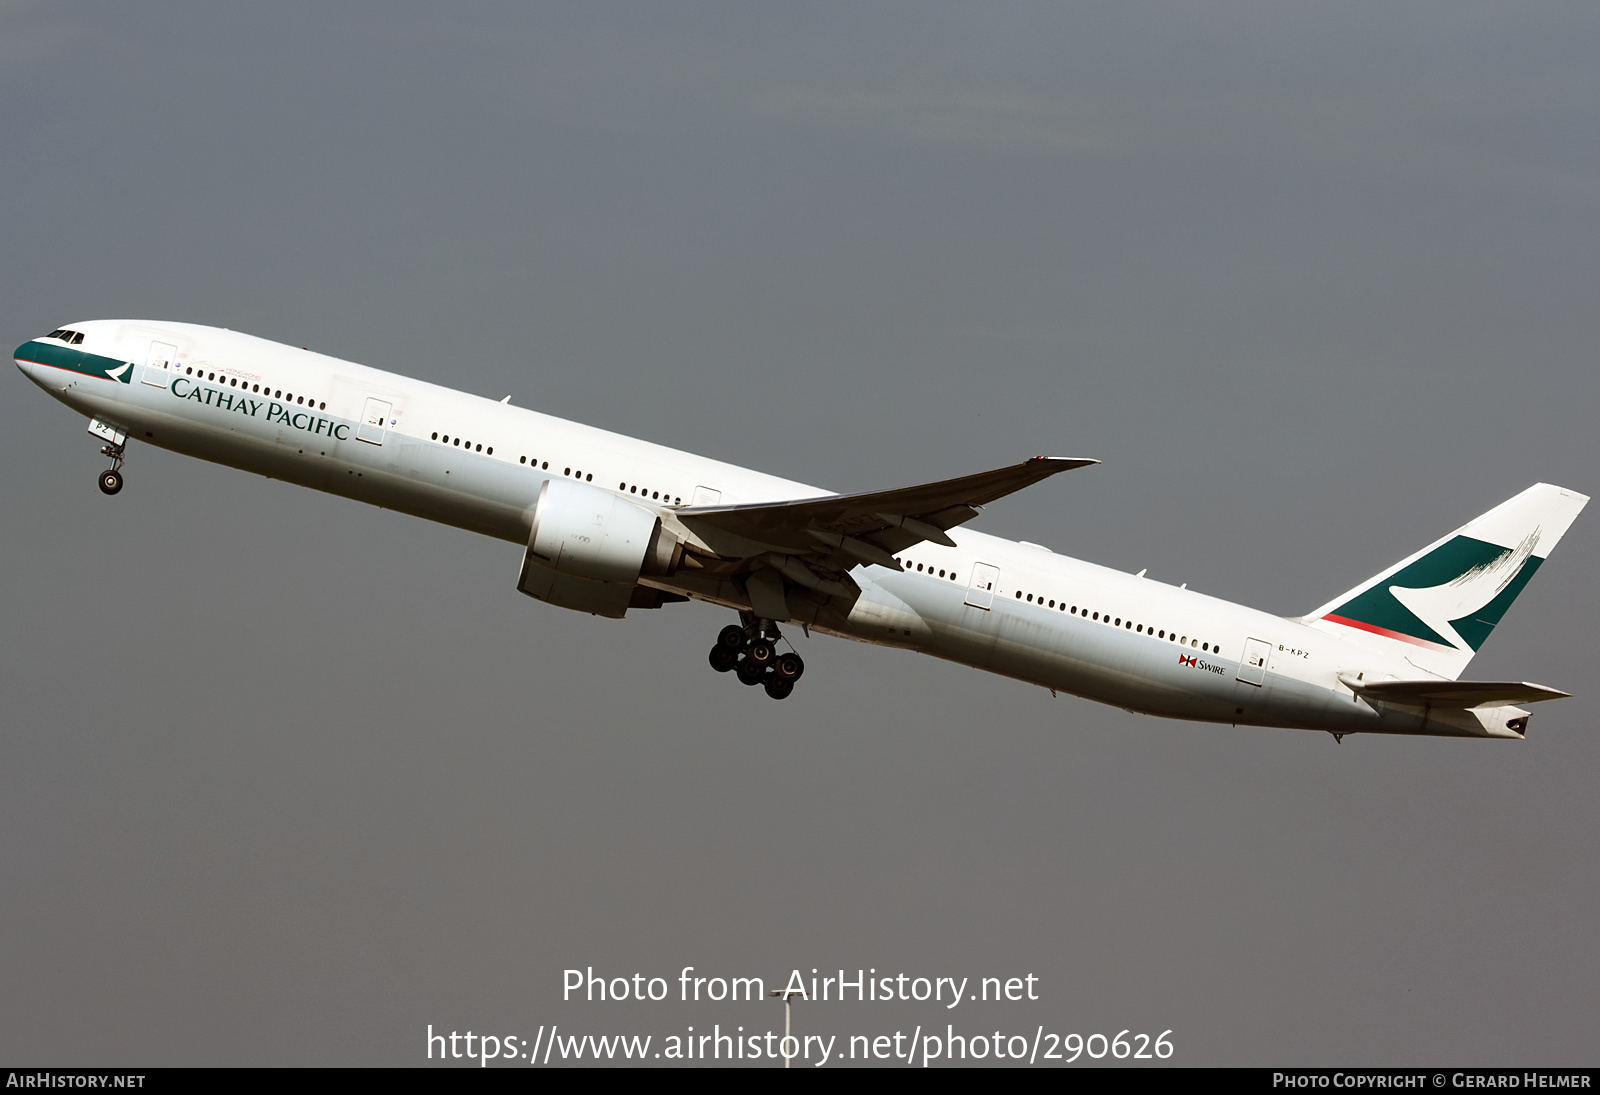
[{"x1": 1301, "y1": 483, "x2": 1587, "y2": 679}]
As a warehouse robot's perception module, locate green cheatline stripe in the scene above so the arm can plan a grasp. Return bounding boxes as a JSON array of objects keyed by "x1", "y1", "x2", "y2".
[{"x1": 15, "y1": 339, "x2": 134, "y2": 384}]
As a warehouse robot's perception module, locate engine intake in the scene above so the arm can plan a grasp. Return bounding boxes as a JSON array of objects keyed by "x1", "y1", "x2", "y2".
[{"x1": 517, "y1": 478, "x2": 681, "y2": 617}]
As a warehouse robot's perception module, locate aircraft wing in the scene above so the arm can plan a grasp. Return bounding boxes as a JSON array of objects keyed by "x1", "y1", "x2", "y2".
[
  {"x1": 679, "y1": 456, "x2": 1098, "y2": 560},
  {"x1": 1353, "y1": 680, "x2": 1571, "y2": 708},
  {"x1": 668, "y1": 456, "x2": 1096, "y2": 611}
]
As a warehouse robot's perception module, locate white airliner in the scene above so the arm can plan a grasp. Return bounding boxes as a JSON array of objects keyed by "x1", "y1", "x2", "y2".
[{"x1": 15, "y1": 321, "x2": 1587, "y2": 740}]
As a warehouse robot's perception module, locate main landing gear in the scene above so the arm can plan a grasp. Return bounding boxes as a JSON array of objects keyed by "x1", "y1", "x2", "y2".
[
  {"x1": 707, "y1": 618, "x2": 805, "y2": 700},
  {"x1": 97, "y1": 440, "x2": 126, "y2": 495}
]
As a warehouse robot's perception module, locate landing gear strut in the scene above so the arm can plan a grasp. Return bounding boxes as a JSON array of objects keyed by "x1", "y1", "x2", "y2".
[
  {"x1": 97, "y1": 441, "x2": 126, "y2": 495},
  {"x1": 706, "y1": 614, "x2": 805, "y2": 700}
]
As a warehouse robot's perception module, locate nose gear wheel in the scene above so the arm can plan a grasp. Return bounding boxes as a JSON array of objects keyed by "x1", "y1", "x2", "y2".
[{"x1": 97, "y1": 440, "x2": 127, "y2": 495}]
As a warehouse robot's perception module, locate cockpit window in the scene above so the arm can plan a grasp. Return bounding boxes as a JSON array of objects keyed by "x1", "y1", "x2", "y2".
[
  {"x1": 71, "y1": 331, "x2": 84, "y2": 344},
  {"x1": 45, "y1": 329, "x2": 83, "y2": 343}
]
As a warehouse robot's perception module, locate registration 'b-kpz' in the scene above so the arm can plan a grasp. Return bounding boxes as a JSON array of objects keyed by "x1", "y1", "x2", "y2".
[{"x1": 1180, "y1": 654, "x2": 1225, "y2": 675}]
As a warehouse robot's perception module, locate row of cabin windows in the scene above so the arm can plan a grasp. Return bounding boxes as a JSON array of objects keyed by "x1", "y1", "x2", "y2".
[
  {"x1": 422, "y1": 426, "x2": 691, "y2": 505},
  {"x1": 897, "y1": 553, "x2": 1220, "y2": 654},
  {"x1": 47, "y1": 329, "x2": 85, "y2": 344},
  {"x1": 1016, "y1": 589, "x2": 1217, "y2": 651},
  {"x1": 424, "y1": 437, "x2": 677, "y2": 497},
  {"x1": 620, "y1": 482, "x2": 683, "y2": 505},
  {"x1": 421, "y1": 432, "x2": 689, "y2": 502},
  {"x1": 899, "y1": 559, "x2": 959, "y2": 581},
  {"x1": 184, "y1": 367, "x2": 325, "y2": 410},
  {"x1": 431, "y1": 432, "x2": 494, "y2": 456}
]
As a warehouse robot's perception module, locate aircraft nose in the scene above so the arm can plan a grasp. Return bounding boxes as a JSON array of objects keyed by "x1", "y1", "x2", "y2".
[{"x1": 15, "y1": 345, "x2": 63, "y2": 391}]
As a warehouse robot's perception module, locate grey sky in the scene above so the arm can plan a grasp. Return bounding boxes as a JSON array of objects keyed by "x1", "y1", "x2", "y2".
[{"x1": 2, "y1": 2, "x2": 1597, "y2": 1065}]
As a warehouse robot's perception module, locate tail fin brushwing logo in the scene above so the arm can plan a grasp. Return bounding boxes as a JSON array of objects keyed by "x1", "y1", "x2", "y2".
[{"x1": 1323, "y1": 532, "x2": 1543, "y2": 652}]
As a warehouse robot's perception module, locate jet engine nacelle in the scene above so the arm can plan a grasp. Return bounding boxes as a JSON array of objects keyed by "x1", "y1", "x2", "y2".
[{"x1": 516, "y1": 478, "x2": 682, "y2": 617}]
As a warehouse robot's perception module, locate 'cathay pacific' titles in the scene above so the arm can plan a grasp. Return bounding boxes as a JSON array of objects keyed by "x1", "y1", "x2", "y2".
[{"x1": 170, "y1": 376, "x2": 352, "y2": 439}]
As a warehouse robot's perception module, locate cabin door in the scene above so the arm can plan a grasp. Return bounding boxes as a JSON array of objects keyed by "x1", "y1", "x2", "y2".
[
  {"x1": 964, "y1": 562, "x2": 1000, "y2": 609},
  {"x1": 1237, "y1": 637, "x2": 1272, "y2": 685},
  {"x1": 357, "y1": 397, "x2": 391, "y2": 445},
  {"x1": 141, "y1": 341, "x2": 177, "y2": 388}
]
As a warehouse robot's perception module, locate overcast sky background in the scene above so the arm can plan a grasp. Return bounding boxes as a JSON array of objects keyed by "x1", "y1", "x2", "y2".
[{"x1": 3, "y1": 2, "x2": 1598, "y2": 1067}]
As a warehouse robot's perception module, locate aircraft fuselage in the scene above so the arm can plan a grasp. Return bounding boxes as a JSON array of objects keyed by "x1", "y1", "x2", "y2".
[{"x1": 17, "y1": 320, "x2": 1579, "y2": 740}]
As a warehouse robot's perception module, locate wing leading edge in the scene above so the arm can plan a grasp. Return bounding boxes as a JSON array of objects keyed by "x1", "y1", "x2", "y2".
[{"x1": 679, "y1": 456, "x2": 1098, "y2": 559}]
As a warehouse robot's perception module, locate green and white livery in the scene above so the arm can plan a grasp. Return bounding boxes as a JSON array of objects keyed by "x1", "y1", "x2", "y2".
[
  {"x1": 15, "y1": 319, "x2": 1589, "y2": 741},
  {"x1": 1303, "y1": 483, "x2": 1586, "y2": 680}
]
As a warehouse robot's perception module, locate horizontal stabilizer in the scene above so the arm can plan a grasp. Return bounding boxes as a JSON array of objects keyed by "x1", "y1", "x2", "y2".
[{"x1": 1351, "y1": 679, "x2": 1570, "y2": 708}]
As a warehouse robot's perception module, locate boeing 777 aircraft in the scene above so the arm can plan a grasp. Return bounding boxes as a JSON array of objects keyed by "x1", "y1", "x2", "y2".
[{"x1": 15, "y1": 321, "x2": 1587, "y2": 740}]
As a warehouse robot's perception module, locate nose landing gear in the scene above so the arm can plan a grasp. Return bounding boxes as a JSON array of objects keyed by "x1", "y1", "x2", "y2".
[
  {"x1": 706, "y1": 615, "x2": 805, "y2": 700},
  {"x1": 97, "y1": 441, "x2": 126, "y2": 495}
]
